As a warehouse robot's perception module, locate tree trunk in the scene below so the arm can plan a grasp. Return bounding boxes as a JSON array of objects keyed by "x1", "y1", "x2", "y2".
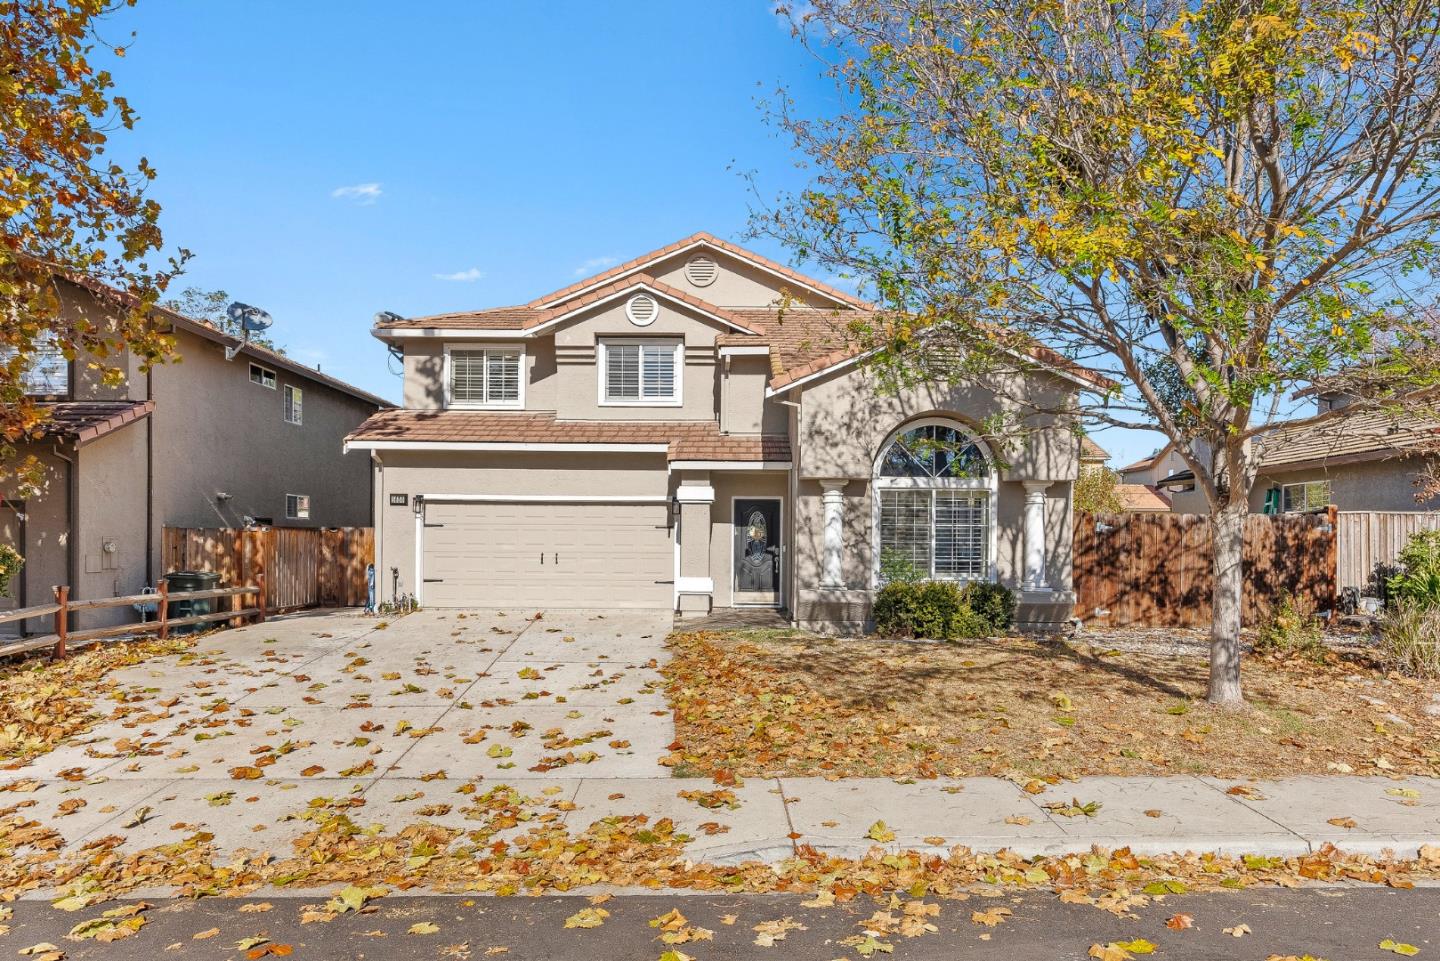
[{"x1": 1208, "y1": 501, "x2": 1246, "y2": 707}]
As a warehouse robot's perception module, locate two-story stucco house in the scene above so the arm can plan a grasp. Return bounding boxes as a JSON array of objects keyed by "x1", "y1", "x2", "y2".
[
  {"x1": 0, "y1": 274, "x2": 391, "y2": 631},
  {"x1": 347, "y1": 233, "x2": 1106, "y2": 631}
]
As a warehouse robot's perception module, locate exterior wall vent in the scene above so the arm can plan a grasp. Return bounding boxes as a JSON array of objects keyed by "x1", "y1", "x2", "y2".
[
  {"x1": 684, "y1": 255, "x2": 718, "y2": 287},
  {"x1": 625, "y1": 292, "x2": 659, "y2": 327}
]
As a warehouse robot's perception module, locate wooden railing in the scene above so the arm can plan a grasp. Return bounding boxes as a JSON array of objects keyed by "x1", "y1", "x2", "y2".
[{"x1": 0, "y1": 574, "x2": 266, "y2": 661}]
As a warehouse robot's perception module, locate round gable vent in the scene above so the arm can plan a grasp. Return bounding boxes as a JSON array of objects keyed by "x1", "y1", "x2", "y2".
[
  {"x1": 625, "y1": 292, "x2": 659, "y2": 326},
  {"x1": 685, "y1": 254, "x2": 718, "y2": 287}
]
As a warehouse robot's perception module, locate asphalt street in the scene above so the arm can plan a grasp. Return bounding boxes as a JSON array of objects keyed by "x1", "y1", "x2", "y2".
[{"x1": 5, "y1": 888, "x2": 1437, "y2": 960}]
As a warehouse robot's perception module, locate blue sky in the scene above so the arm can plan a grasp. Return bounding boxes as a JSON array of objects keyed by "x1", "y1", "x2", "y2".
[{"x1": 103, "y1": 0, "x2": 1161, "y2": 467}]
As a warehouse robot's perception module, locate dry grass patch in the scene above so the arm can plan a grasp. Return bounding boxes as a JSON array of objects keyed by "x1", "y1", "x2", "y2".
[{"x1": 662, "y1": 630, "x2": 1440, "y2": 780}]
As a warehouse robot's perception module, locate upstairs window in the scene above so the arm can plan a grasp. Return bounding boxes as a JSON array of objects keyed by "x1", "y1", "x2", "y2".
[
  {"x1": 601, "y1": 339, "x2": 681, "y2": 405},
  {"x1": 249, "y1": 363, "x2": 276, "y2": 389},
  {"x1": 3, "y1": 332, "x2": 69, "y2": 395},
  {"x1": 284, "y1": 384, "x2": 303, "y2": 425},
  {"x1": 448, "y1": 347, "x2": 522, "y2": 408}
]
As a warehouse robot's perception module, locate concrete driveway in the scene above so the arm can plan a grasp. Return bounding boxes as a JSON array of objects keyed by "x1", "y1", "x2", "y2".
[{"x1": 1, "y1": 607, "x2": 756, "y2": 864}]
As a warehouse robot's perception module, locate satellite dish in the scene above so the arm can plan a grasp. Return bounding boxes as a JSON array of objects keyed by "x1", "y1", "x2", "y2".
[
  {"x1": 223, "y1": 302, "x2": 274, "y2": 360},
  {"x1": 374, "y1": 310, "x2": 405, "y2": 326}
]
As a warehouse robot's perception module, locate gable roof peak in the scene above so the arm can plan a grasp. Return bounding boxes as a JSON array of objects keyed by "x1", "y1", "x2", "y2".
[{"x1": 528, "y1": 231, "x2": 872, "y2": 311}]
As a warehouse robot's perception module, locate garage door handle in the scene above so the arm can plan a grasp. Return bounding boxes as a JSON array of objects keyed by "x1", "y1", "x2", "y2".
[
  {"x1": 540, "y1": 553, "x2": 544, "y2": 565},
  {"x1": 553, "y1": 552, "x2": 558, "y2": 565}
]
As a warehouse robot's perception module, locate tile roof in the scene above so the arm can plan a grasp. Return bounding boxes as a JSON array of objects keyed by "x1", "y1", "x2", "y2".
[
  {"x1": 1256, "y1": 406, "x2": 1440, "y2": 472},
  {"x1": 35, "y1": 400, "x2": 154, "y2": 444},
  {"x1": 1080, "y1": 436, "x2": 1109, "y2": 462},
  {"x1": 525, "y1": 231, "x2": 873, "y2": 309},
  {"x1": 1117, "y1": 483, "x2": 1172, "y2": 512},
  {"x1": 346, "y1": 409, "x2": 791, "y2": 462},
  {"x1": 379, "y1": 274, "x2": 761, "y2": 335}
]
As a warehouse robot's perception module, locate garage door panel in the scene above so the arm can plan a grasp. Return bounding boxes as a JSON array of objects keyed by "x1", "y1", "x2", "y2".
[{"x1": 421, "y1": 501, "x2": 673, "y2": 609}]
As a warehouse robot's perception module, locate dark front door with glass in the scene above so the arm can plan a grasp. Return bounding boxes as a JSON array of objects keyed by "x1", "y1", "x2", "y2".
[{"x1": 734, "y1": 498, "x2": 781, "y2": 605}]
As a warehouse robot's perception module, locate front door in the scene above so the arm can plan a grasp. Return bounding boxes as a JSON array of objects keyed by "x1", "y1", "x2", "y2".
[{"x1": 733, "y1": 498, "x2": 781, "y2": 606}]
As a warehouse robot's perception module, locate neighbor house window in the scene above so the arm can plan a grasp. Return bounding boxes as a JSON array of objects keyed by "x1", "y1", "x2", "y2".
[
  {"x1": 447, "y1": 347, "x2": 522, "y2": 408},
  {"x1": 1, "y1": 332, "x2": 69, "y2": 395},
  {"x1": 601, "y1": 339, "x2": 681, "y2": 404},
  {"x1": 284, "y1": 384, "x2": 303, "y2": 425},
  {"x1": 249, "y1": 363, "x2": 276, "y2": 388},
  {"x1": 874, "y1": 421, "x2": 994, "y2": 582},
  {"x1": 285, "y1": 494, "x2": 310, "y2": 520},
  {"x1": 1281, "y1": 480, "x2": 1331, "y2": 513}
]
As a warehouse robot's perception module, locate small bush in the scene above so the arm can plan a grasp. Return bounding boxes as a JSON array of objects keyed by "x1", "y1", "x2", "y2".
[
  {"x1": 1388, "y1": 529, "x2": 1440, "y2": 611},
  {"x1": 872, "y1": 579, "x2": 1009, "y2": 640},
  {"x1": 1254, "y1": 591, "x2": 1325, "y2": 659},
  {"x1": 878, "y1": 549, "x2": 926, "y2": 584},
  {"x1": 1378, "y1": 599, "x2": 1440, "y2": 678},
  {"x1": 961, "y1": 581, "x2": 1016, "y2": 633}
]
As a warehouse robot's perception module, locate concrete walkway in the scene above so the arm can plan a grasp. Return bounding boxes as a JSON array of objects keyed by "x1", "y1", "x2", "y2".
[{"x1": 2, "y1": 608, "x2": 1438, "y2": 877}]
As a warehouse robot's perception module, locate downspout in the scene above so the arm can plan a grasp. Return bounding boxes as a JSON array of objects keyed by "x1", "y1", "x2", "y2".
[{"x1": 144, "y1": 367, "x2": 154, "y2": 586}]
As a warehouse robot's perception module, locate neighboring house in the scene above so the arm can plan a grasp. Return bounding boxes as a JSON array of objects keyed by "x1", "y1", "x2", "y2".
[
  {"x1": 346, "y1": 232, "x2": 1108, "y2": 631},
  {"x1": 1125, "y1": 392, "x2": 1439, "y2": 515},
  {"x1": 1106, "y1": 442, "x2": 1175, "y2": 512},
  {"x1": 0, "y1": 275, "x2": 391, "y2": 632}
]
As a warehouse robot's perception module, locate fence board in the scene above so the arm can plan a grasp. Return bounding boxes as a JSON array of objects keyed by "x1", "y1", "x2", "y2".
[
  {"x1": 1074, "y1": 509, "x2": 1336, "y2": 628},
  {"x1": 1336, "y1": 511, "x2": 1440, "y2": 594},
  {"x1": 162, "y1": 526, "x2": 373, "y2": 611}
]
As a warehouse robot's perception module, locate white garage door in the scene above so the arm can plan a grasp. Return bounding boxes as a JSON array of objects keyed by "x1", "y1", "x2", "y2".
[{"x1": 420, "y1": 500, "x2": 674, "y2": 609}]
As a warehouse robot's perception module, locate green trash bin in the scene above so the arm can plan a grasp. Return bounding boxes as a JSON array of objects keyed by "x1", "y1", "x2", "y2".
[{"x1": 165, "y1": 570, "x2": 221, "y2": 634}]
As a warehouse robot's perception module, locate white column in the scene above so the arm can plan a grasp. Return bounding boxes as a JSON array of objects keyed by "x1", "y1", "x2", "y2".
[
  {"x1": 1022, "y1": 480, "x2": 1052, "y2": 591},
  {"x1": 819, "y1": 480, "x2": 847, "y2": 588}
]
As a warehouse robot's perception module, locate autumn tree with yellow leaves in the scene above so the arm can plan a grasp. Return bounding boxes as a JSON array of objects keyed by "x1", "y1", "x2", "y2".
[
  {"x1": 2, "y1": 0, "x2": 184, "y2": 489},
  {"x1": 761, "y1": 0, "x2": 1440, "y2": 705}
]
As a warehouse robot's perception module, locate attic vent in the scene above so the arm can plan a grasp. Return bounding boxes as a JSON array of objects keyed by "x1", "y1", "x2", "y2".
[
  {"x1": 625, "y1": 292, "x2": 659, "y2": 327},
  {"x1": 685, "y1": 255, "x2": 719, "y2": 287}
]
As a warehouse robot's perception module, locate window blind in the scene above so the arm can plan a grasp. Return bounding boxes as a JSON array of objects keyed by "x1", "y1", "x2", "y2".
[
  {"x1": 605, "y1": 342, "x2": 677, "y2": 402},
  {"x1": 451, "y1": 349, "x2": 521, "y2": 406}
]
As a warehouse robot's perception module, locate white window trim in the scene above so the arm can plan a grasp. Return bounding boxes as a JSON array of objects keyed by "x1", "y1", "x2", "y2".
[
  {"x1": 285, "y1": 493, "x2": 311, "y2": 520},
  {"x1": 597, "y1": 338, "x2": 684, "y2": 407},
  {"x1": 870, "y1": 416, "x2": 1000, "y2": 587},
  {"x1": 283, "y1": 384, "x2": 303, "y2": 425},
  {"x1": 443, "y1": 342, "x2": 526, "y2": 410},
  {"x1": 1281, "y1": 479, "x2": 1331, "y2": 513},
  {"x1": 249, "y1": 362, "x2": 276, "y2": 389}
]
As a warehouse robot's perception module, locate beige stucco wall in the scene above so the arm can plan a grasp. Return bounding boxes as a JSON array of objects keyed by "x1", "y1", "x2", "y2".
[
  {"x1": 719, "y1": 354, "x2": 769, "y2": 435},
  {"x1": 403, "y1": 339, "x2": 558, "y2": 412},
  {"x1": 1249, "y1": 457, "x2": 1440, "y2": 513},
  {"x1": 648, "y1": 250, "x2": 840, "y2": 309},
  {"x1": 75, "y1": 424, "x2": 148, "y2": 627},
  {"x1": 148, "y1": 327, "x2": 377, "y2": 571},
  {"x1": 0, "y1": 445, "x2": 72, "y2": 633},
  {"x1": 371, "y1": 449, "x2": 674, "y2": 603}
]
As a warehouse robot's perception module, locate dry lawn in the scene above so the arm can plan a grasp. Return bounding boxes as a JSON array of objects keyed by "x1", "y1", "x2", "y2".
[{"x1": 662, "y1": 630, "x2": 1440, "y2": 780}]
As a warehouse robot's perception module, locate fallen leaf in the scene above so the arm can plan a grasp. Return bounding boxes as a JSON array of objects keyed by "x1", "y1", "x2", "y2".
[
  {"x1": 563, "y1": 908, "x2": 609, "y2": 929},
  {"x1": 866, "y1": 820, "x2": 896, "y2": 842},
  {"x1": 1380, "y1": 939, "x2": 1421, "y2": 956},
  {"x1": 1165, "y1": 913, "x2": 1193, "y2": 930},
  {"x1": 971, "y1": 907, "x2": 1012, "y2": 927},
  {"x1": 1223, "y1": 924, "x2": 1252, "y2": 938},
  {"x1": 408, "y1": 922, "x2": 440, "y2": 935}
]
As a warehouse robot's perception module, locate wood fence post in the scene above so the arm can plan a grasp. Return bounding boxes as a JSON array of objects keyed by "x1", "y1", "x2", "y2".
[
  {"x1": 158, "y1": 580, "x2": 170, "y2": 640},
  {"x1": 52, "y1": 585, "x2": 69, "y2": 660},
  {"x1": 256, "y1": 572, "x2": 267, "y2": 624}
]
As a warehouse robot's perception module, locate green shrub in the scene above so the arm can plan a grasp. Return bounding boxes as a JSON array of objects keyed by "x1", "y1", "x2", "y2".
[
  {"x1": 878, "y1": 548, "x2": 926, "y2": 584},
  {"x1": 872, "y1": 579, "x2": 1005, "y2": 640},
  {"x1": 1378, "y1": 599, "x2": 1440, "y2": 678},
  {"x1": 1253, "y1": 591, "x2": 1325, "y2": 660},
  {"x1": 1387, "y1": 529, "x2": 1440, "y2": 610},
  {"x1": 961, "y1": 581, "x2": 1016, "y2": 633},
  {"x1": 0, "y1": 544, "x2": 21, "y2": 598}
]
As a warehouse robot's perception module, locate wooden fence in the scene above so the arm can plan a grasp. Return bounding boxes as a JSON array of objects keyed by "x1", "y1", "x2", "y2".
[
  {"x1": 1336, "y1": 511, "x2": 1440, "y2": 594},
  {"x1": 0, "y1": 579, "x2": 265, "y2": 661},
  {"x1": 162, "y1": 526, "x2": 373, "y2": 611},
  {"x1": 1073, "y1": 508, "x2": 1337, "y2": 628}
]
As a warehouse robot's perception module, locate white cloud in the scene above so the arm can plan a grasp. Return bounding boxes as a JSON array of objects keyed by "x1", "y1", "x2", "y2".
[
  {"x1": 572, "y1": 255, "x2": 619, "y2": 277},
  {"x1": 433, "y1": 267, "x2": 486, "y2": 282},
  {"x1": 330, "y1": 182, "x2": 382, "y2": 205}
]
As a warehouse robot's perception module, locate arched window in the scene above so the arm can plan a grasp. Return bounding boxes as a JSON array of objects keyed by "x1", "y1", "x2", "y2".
[{"x1": 874, "y1": 419, "x2": 996, "y2": 583}]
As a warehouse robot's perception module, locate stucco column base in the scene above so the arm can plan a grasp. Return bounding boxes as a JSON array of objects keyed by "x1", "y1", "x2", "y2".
[
  {"x1": 676, "y1": 483, "x2": 714, "y2": 612},
  {"x1": 1014, "y1": 589, "x2": 1077, "y2": 634},
  {"x1": 793, "y1": 588, "x2": 872, "y2": 634},
  {"x1": 676, "y1": 592, "x2": 713, "y2": 617}
]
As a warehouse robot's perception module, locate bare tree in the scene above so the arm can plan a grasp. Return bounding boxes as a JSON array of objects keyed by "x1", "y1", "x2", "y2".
[{"x1": 758, "y1": 0, "x2": 1440, "y2": 705}]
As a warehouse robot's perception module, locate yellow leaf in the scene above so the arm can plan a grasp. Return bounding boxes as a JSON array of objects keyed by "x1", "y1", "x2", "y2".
[
  {"x1": 563, "y1": 908, "x2": 609, "y2": 929},
  {"x1": 866, "y1": 820, "x2": 896, "y2": 842},
  {"x1": 407, "y1": 922, "x2": 439, "y2": 935},
  {"x1": 1380, "y1": 940, "x2": 1420, "y2": 956}
]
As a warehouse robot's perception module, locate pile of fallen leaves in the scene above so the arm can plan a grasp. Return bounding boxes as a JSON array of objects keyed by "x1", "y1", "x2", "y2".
[
  {"x1": 661, "y1": 631, "x2": 1440, "y2": 779},
  {"x1": 0, "y1": 636, "x2": 193, "y2": 763},
  {"x1": 4, "y1": 780, "x2": 1440, "y2": 909}
]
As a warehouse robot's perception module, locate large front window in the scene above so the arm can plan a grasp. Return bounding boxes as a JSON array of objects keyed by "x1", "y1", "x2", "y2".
[
  {"x1": 2, "y1": 332, "x2": 69, "y2": 395},
  {"x1": 876, "y1": 422, "x2": 993, "y2": 581},
  {"x1": 601, "y1": 339, "x2": 681, "y2": 405}
]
